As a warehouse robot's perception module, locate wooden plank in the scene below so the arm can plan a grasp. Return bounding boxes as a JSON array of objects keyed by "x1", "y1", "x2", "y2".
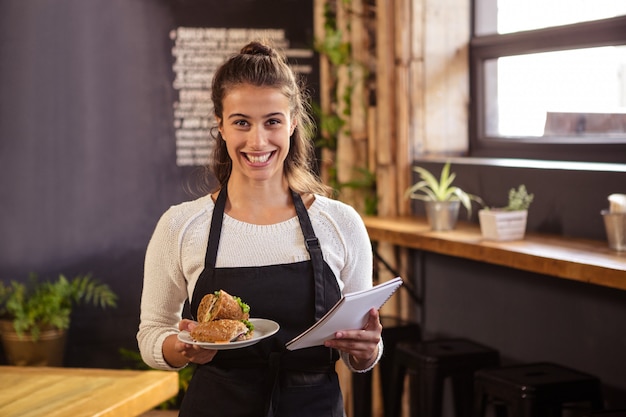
[
  {"x1": 394, "y1": 0, "x2": 411, "y2": 65},
  {"x1": 0, "y1": 367, "x2": 179, "y2": 417},
  {"x1": 393, "y1": 0, "x2": 410, "y2": 216},
  {"x1": 350, "y1": 0, "x2": 368, "y2": 143},
  {"x1": 335, "y1": 1, "x2": 357, "y2": 207},
  {"x1": 362, "y1": 215, "x2": 626, "y2": 291},
  {"x1": 375, "y1": 0, "x2": 395, "y2": 167},
  {"x1": 313, "y1": 0, "x2": 333, "y2": 185},
  {"x1": 409, "y1": 0, "x2": 425, "y2": 161},
  {"x1": 376, "y1": 165, "x2": 398, "y2": 218},
  {"x1": 423, "y1": 0, "x2": 469, "y2": 154},
  {"x1": 395, "y1": 65, "x2": 410, "y2": 216},
  {"x1": 368, "y1": 106, "x2": 377, "y2": 173}
]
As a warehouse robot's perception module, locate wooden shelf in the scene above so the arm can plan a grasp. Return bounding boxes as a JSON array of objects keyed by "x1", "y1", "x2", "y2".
[{"x1": 362, "y1": 215, "x2": 626, "y2": 291}]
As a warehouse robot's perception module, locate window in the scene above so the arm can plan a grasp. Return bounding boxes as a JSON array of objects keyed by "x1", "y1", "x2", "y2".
[{"x1": 470, "y1": 1, "x2": 626, "y2": 163}]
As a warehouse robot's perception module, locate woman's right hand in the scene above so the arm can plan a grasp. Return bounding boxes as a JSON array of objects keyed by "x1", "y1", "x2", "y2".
[
  {"x1": 178, "y1": 319, "x2": 218, "y2": 364},
  {"x1": 164, "y1": 319, "x2": 218, "y2": 367}
]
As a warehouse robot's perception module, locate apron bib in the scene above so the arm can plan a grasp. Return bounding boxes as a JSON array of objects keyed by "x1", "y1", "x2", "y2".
[{"x1": 179, "y1": 186, "x2": 343, "y2": 417}]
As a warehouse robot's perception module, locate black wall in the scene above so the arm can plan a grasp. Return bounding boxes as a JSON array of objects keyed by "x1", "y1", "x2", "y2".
[
  {"x1": 0, "y1": 0, "x2": 314, "y2": 368},
  {"x1": 409, "y1": 160, "x2": 626, "y2": 408},
  {"x1": 0, "y1": 0, "x2": 181, "y2": 367}
]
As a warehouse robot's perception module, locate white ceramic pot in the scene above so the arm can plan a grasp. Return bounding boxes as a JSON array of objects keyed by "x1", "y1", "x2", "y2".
[{"x1": 479, "y1": 209, "x2": 528, "y2": 241}]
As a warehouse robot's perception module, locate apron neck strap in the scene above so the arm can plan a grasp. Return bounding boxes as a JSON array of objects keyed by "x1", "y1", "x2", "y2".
[
  {"x1": 291, "y1": 190, "x2": 326, "y2": 321},
  {"x1": 204, "y1": 184, "x2": 228, "y2": 271},
  {"x1": 199, "y1": 186, "x2": 327, "y2": 322}
]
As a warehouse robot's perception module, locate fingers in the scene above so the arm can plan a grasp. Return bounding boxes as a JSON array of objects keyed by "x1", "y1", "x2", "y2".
[
  {"x1": 364, "y1": 308, "x2": 382, "y2": 332},
  {"x1": 323, "y1": 308, "x2": 383, "y2": 364},
  {"x1": 325, "y1": 331, "x2": 379, "y2": 370},
  {"x1": 176, "y1": 320, "x2": 216, "y2": 364},
  {"x1": 178, "y1": 319, "x2": 198, "y2": 332},
  {"x1": 178, "y1": 341, "x2": 217, "y2": 364}
]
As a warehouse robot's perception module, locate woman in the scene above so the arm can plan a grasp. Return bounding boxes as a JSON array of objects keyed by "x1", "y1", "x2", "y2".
[{"x1": 137, "y1": 40, "x2": 383, "y2": 417}]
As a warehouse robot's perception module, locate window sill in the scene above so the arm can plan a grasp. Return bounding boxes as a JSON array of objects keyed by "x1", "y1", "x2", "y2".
[
  {"x1": 413, "y1": 155, "x2": 626, "y2": 173},
  {"x1": 363, "y1": 215, "x2": 626, "y2": 292}
]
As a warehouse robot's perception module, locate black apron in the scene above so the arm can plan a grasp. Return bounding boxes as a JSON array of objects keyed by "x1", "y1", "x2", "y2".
[{"x1": 178, "y1": 186, "x2": 344, "y2": 417}]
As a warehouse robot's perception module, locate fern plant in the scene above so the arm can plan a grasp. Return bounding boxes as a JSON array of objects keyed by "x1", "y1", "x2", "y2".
[
  {"x1": 0, "y1": 273, "x2": 117, "y2": 341},
  {"x1": 404, "y1": 161, "x2": 483, "y2": 216}
]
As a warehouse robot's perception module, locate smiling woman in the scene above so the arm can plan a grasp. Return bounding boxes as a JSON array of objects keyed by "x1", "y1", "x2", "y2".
[{"x1": 137, "y1": 40, "x2": 381, "y2": 417}]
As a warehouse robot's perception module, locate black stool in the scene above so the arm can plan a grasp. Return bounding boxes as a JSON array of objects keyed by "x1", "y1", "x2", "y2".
[
  {"x1": 584, "y1": 411, "x2": 626, "y2": 417},
  {"x1": 473, "y1": 362, "x2": 604, "y2": 417},
  {"x1": 389, "y1": 338, "x2": 500, "y2": 417},
  {"x1": 352, "y1": 316, "x2": 421, "y2": 417}
]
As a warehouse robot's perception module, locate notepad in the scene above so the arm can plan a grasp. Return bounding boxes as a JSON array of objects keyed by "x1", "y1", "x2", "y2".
[{"x1": 285, "y1": 277, "x2": 403, "y2": 350}]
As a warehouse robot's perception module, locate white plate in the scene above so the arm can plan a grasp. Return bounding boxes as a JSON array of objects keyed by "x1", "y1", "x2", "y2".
[{"x1": 178, "y1": 318, "x2": 280, "y2": 350}]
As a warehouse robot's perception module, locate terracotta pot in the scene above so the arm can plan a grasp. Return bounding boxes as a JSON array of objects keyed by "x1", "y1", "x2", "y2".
[{"x1": 0, "y1": 319, "x2": 67, "y2": 366}]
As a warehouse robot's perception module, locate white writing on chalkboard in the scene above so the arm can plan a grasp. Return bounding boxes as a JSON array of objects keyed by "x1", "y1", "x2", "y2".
[{"x1": 170, "y1": 27, "x2": 313, "y2": 167}]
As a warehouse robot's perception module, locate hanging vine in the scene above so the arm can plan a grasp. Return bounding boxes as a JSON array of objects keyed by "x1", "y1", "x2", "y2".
[{"x1": 314, "y1": 0, "x2": 377, "y2": 215}]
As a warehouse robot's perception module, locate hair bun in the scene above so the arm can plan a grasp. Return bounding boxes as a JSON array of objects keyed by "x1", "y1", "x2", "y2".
[{"x1": 240, "y1": 41, "x2": 278, "y2": 58}]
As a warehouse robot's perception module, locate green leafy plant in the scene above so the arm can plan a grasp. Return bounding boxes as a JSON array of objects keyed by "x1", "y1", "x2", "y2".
[
  {"x1": 0, "y1": 273, "x2": 117, "y2": 341},
  {"x1": 404, "y1": 161, "x2": 483, "y2": 216},
  {"x1": 504, "y1": 184, "x2": 534, "y2": 211},
  {"x1": 338, "y1": 167, "x2": 378, "y2": 215},
  {"x1": 313, "y1": 0, "x2": 376, "y2": 215}
]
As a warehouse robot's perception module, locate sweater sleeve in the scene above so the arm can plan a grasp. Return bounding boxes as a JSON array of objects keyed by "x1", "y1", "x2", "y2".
[{"x1": 137, "y1": 207, "x2": 191, "y2": 370}]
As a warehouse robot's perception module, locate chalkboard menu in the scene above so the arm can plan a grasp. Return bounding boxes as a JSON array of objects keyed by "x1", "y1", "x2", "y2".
[{"x1": 170, "y1": 0, "x2": 317, "y2": 166}]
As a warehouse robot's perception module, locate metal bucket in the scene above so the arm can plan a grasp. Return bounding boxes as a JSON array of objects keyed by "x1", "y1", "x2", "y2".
[
  {"x1": 602, "y1": 210, "x2": 626, "y2": 251},
  {"x1": 425, "y1": 200, "x2": 460, "y2": 231}
]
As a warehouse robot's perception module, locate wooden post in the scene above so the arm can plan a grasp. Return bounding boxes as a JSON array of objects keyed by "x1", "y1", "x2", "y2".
[
  {"x1": 313, "y1": 1, "x2": 471, "y2": 416},
  {"x1": 314, "y1": 0, "x2": 335, "y2": 186}
]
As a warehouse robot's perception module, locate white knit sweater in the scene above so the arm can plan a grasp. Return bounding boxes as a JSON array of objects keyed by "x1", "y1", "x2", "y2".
[{"x1": 137, "y1": 193, "x2": 382, "y2": 372}]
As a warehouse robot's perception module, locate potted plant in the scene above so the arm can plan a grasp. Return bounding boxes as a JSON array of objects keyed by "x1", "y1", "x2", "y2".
[
  {"x1": 404, "y1": 161, "x2": 483, "y2": 230},
  {"x1": 0, "y1": 273, "x2": 117, "y2": 366},
  {"x1": 479, "y1": 184, "x2": 534, "y2": 241}
]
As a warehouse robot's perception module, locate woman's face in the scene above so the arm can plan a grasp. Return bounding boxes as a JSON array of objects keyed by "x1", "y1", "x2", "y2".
[{"x1": 218, "y1": 84, "x2": 295, "y2": 185}]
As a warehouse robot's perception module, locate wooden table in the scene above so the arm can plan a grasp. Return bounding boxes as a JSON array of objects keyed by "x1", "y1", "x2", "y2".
[
  {"x1": 0, "y1": 366, "x2": 179, "y2": 417},
  {"x1": 363, "y1": 215, "x2": 626, "y2": 291}
]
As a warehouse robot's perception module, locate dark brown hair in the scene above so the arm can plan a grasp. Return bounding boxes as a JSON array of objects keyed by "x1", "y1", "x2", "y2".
[{"x1": 208, "y1": 40, "x2": 331, "y2": 197}]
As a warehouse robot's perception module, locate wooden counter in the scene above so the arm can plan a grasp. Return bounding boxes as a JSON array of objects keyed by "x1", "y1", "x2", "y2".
[
  {"x1": 363, "y1": 215, "x2": 626, "y2": 291},
  {"x1": 0, "y1": 366, "x2": 179, "y2": 417}
]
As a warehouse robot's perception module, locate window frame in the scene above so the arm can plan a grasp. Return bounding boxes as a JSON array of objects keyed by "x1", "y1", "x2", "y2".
[{"x1": 469, "y1": 14, "x2": 626, "y2": 163}]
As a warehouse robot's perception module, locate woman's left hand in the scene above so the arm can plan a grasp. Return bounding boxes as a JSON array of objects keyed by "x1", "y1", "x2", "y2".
[{"x1": 323, "y1": 307, "x2": 382, "y2": 370}]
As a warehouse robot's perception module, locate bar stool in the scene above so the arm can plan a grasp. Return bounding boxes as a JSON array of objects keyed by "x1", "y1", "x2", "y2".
[
  {"x1": 584, "y1": 410, "x2": 626, "y2": 417},
  {"x1": 389, "y1": 338, "x2": 500, "y2": 417},
  {"x1": 473, "y1": 362, "x2": 604, "y2": 417},
  {"x1": 585, "y1": 408, "x2": 626, "y2": 417},
  {"x1": 351, "y1": 316, "x2": 421, "y2": 417}
]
